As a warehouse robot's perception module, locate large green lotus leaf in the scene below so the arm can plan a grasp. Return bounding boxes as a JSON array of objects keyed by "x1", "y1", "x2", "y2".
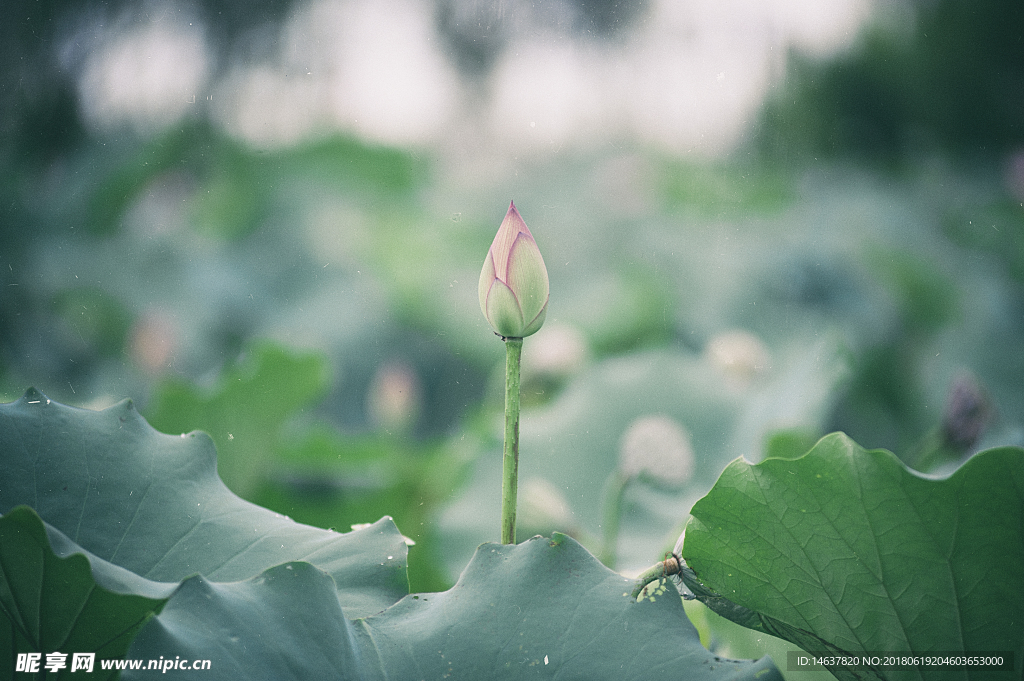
[
  {"x1": 357, "y1": 534, "x2": 781, "y2": 680},
  {"x1": 0, "y1": 388, "x2": 408, "y2": 618},
  {"x1": 682, "y1": 433, "x2": 1024, "y2": 681},
  {"x1": 121, "y1": 562, "x2": 365, "y2": 680},
  {"x1": 0, "y1": 506, "x2": 173, "y2": 681},
  {"x1": 124, "y1": 534, "x2": 781, "y2": 680}
]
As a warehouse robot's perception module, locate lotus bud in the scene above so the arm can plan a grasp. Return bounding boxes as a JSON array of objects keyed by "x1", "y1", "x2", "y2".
[
  {"x1": 479, "y1": 201, "x2": 549, "y2": 339},
  {"x1": 941, "y1": 372, "x2": 991, "y2": 450}
]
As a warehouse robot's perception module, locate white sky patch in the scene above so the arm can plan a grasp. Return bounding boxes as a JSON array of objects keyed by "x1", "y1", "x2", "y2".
[
  {"x1": 319, "y1": 0, "x2": 461, "y2": 146},
  {"x1": 75, "y1": 0, "x2": 874, "y2": 156},
  {"x1": 488, "y1": 40, "x2": 612, "y2": 149},
  {"x1": 77, "y1": 11, "x2": 210, "y2": 135},
  {"x1": 213, "y1": 65, "x2": 329, "y2": 149},
  {"x1": 216, "y1": 0, "x2": 461, "y2": 149},
  {"x1": 484, "y1": 0, "x2": 874, "y2": 156},
  {"x1": 763, "y1": 0, "x2": 876, "y2": 58}
]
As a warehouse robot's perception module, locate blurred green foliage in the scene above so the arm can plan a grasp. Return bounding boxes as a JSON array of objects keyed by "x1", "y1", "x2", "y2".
[
  {"x1": 144, "y1": 342, "x2": 460, "y2": 593},
  {"x1": 758, "y1": 0, "x2": 1024, "y2": 162},
  {"x1": 145, "y1": 342, "x2": 332, "y2": 497},
  {"x1": 2, "y1": 0, "x2": 1023, "y2": 674}
]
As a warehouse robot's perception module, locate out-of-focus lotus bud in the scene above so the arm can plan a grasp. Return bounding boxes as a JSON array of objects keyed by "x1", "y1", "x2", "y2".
[
  {"x1": 523, "y1": 322, "x2": 588, "y2": 379},
  {"x1": 518, "y1": 476, "x2": 573, "y2": 532},
  {"x1": 129, "y1": 311, "x2": 178, "y2": 376},
  {"x1": 618, "y1": 414, "x2": 694, "y2": 487},
  {"x1": 941, "y1": 372, "x2": 992, "y2": 450},
  {"x1": 705, "y1": 330, "x2": 770, "y2": 388},
  {"x1": 478, "y1": 201, "x2": 549, "y2": 339},
  {"x1": 366, "y1": 360, "x2": 422, "y2": 434}
]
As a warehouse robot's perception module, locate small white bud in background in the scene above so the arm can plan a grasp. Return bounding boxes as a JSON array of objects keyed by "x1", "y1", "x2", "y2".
[
  {"x1": 705, "y1": 329, "x2": 771, "y2": 388},
  {"x1": 618, "y1": 414, "x2": 694, "y2": 487},
  {"x1": 518, "y1": 477, "x2": 574, "y2": 532},
  {"x1": 128, "y1": 311, "x2": 178, "y2": 375},
  {"x1": 522, "y1": 323, "x2": 589, "y2": 380},
  {"x1": 367, "y1": 360, "x2": 422, "y2": 434}
]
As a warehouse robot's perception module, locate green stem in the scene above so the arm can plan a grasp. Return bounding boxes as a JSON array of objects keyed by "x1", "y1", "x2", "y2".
[
  {"x1": 630, "y1": 555, "x2": 681, "y2": 599},
  {"x1": 599, "y1": 471, "x2": 630, "y2": 568},
  {"x1": 501, "y1": 337, "x2": 523, "y2": 544}
]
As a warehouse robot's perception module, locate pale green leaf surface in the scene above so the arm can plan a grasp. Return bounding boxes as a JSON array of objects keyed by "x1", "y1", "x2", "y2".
[
  {"x1": 125, "y1": 534, "x2": 783, "y2": 680},
  {"x1": 682, "y1": 433, "x2": 1024, "y2": 681},
  {"x1": 439, "y1": 340, "x2": 848, "y2": 579},
  {"x1": 123, "y1": 563, "x2": 365, "y2": 681},
  {"x1": 0, "y1": 506, "x2": 170, "y2": 681},
  {"x1": 0, "y1": 388, "x2": 408, "y2": 618}
]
